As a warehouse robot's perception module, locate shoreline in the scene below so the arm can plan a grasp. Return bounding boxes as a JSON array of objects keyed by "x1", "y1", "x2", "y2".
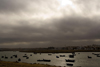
[
  {"x1": 0, "y1": 61, "x2": 58, "y2": 67},
  {"x1": 19, "y1": 50, "x2": 100, "y2": 53}
]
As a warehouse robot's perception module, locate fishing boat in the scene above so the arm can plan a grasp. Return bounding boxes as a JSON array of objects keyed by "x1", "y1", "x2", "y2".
[
  {"x1": 23, "y1": 56, "x2": 27, "y2": 57},
  {"x1": 56, "y1": 56, "x2": 59, "y2": 58},
  {"x1": 88, "y1": 56, "x2": 92, "y2": 58},
  {"x1": 5, "y1": 56, "x2": 8, "y2": 59},
  {"x1": 60, "y1": 55, "x2": 65, "y2": 57},
  {"x1": 37, "y1": 59, "x2": 51, "y2": 62},
  {"x1": 48, "y1": 54, "x2": 52, "y2": 55},
  {"x1": 97, "y1": 55, "x2": 100, "y2": 57},
  {"x1": 13, "y1": 55, "x2": 17, "y2": 58},
  {"x1": 67, "y1": 63, "x2": 73, "y2": 66},
  {"x1": 1, "y1": 56, "x2": 4, "y2": 58},
  {"x1": 30, "y1": 54, "x2": 32, "y2": 56},
  {"x1": 65, "y1": 59, "x2": 75, "y2": 62},
  {"x1": 26, "y1": 57, "x2": 29, "y2": 59},
  {"x1": 18, "y1": 58, "x2": 21, "y2": 61},
  {"x1": 69, "y1": 55, "x2": 74, "y2": 58}
]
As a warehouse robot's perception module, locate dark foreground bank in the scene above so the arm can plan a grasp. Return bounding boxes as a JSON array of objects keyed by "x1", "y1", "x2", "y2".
[{"x1": 0, "y1": 61, "x2": 58, "y2": 67}]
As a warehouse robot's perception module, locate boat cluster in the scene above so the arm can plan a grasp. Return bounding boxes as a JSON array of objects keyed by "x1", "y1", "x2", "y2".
[
  {"x1": 92, "y1": 53, "x2": 100, "y2": 57},
  {"x1": 66, "y1": 53, "x2": 75, "y2": 66},
  {"x1": 55, "y1": 52, "x2": 76, "y2": 66},
  {"x1": 87, "y1": 53, "x2": 100, "y2": 59},
  {"x1": 1, "y1": 52, "x2": 100, "y2": 66},
  {"x1": 0, "y1": 53, "x2": 33, "y2": 62}
]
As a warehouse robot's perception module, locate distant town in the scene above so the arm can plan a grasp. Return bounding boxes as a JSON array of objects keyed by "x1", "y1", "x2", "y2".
[{"x1": 0, "y1": 44, "x2": 100, "y2": 52}]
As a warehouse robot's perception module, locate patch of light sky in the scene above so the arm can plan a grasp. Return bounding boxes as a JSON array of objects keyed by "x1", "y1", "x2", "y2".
[
  {"x1": 0, "y1": 0, "x2": 100, "y2": 25},
  {"x1": 23, "y1": 0, "x2": 99, "y2": 20}
]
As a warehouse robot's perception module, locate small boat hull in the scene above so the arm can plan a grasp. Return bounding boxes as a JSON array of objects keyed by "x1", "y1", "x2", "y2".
[{"x1": 67, "y1": 63, "x2": 73, "y2": 66}]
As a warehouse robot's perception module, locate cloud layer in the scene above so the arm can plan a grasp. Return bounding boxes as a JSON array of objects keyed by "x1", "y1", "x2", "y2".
[{"x1": 0, "y1": 0, "x2": 100, "y2": 48}]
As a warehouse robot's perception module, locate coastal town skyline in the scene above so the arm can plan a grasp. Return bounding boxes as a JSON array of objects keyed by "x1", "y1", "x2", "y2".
[{"x1": 0, "y1": 0, "x2": 100, "y2": 48}]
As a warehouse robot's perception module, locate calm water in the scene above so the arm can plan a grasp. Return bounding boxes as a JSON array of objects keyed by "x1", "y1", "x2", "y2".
[{"x1": 0, "y1": 51, "x2": 100, "y2": 67}]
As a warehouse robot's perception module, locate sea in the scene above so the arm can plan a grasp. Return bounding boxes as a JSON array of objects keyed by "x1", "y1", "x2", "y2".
[{"x1": 0, "y1": 51, "x2": 100, "y2": 67}]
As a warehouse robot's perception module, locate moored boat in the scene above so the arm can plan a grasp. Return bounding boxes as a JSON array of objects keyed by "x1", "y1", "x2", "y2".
[
  {"x1": 97, "y1": 55, "x2": 100, "y2": 57},
  {"x1": 67, "y1": 63, "x2": 73, "y2": 66},
  {"x1": 60, "y1": 55, "x2": 65, "y2": 57},
  {"x1": 56, "y1": 56, "x2": 59, "y2": 58},
  {"x1": 65, "y1": 59, "x2": 75, "y2": 62},
  {"x1": 23, "y1": 56, "x2": 27, "y2": 57},
  {"x1": 88, "y1": 56, "x2": 92, "y2": 58},
  {"x1": 18, "y1": 58, "x2": 21, "y2": 61},
  {"x1": 69, "y1": 55, "x2": 74, "y2": 58},
  {"x1": 37, "y1": 59, "x2": 51, "y2": 62}
]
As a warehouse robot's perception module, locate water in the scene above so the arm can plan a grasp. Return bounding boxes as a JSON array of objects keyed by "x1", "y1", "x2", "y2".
[{"x1": 0, "y1": 51, "x2": 100, "y2": 67}]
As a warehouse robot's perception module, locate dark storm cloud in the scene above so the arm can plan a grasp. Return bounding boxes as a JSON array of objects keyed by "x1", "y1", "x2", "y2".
[
  {"x1": 0, "y1": 16, "x2": 100, "y2": 47},
  {"x1": 53, "y1": 16, "x2": 100, "y2": 40}
]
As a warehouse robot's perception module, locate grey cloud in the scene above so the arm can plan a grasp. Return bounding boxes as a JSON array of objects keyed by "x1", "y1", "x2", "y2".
[
  {"x1": 0, "y1": 16, "x2": 100, "y2": 44},
  {"x1": 0, "y1": 0, "x2": 58, "y2": 14},
  {"x1": 74, "y1": 0, "x2": 100, "y2": 14},
  {"x1": 0, "y1": 0, "x2": 100, "y2": 48},
  {"x1": 53, "y1": 16, "x2": 100, "y2": 40},
  {"x1": 0, "y1": 0, "x2": 32, "y2": 13}
]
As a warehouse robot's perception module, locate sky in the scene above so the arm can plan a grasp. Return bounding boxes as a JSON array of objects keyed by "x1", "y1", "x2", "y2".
[{"x1": 0, "y1": 0, "x2": 100, "y2": 48}]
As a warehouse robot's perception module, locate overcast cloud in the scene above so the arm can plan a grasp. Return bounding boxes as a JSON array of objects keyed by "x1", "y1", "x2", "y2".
[{"x1": 0, "y1": 0, "x2": 100, "y2": 48}]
